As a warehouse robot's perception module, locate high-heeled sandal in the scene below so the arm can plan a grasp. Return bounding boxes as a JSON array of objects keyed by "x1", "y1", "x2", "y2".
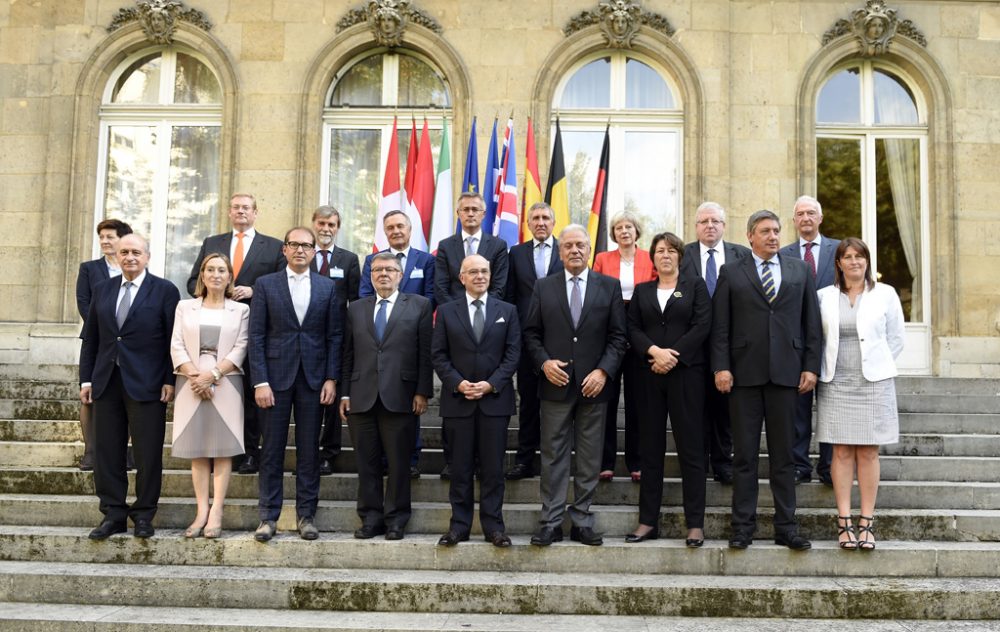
[
  {"x1": 837, "y1": 515, "x2": 857, "y2": 550},
  {"x1": 203, "y1": 526, "x2": 222, "y2": 539},
  {"x1": 857, "y1": 515, "x2": 876, "y2": 551},
  {"x1": 183, "y1": 525, "x2": 204, "y2": 539}
]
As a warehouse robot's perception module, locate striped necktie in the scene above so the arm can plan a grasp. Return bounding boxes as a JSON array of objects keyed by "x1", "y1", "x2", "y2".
[{"x1": 761, "y1": 261, "x2": 776, "y2": 303}]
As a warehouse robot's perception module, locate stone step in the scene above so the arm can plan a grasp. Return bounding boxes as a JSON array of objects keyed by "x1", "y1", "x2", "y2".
[
  {"x1": 2, "y1": 526, "x2": 1000, "y2": 578},
  {"x1": 896, "y1": 376, "x2": 1000, "y2": 396},
  {"x1": 1, "y1": 494, "x2": 997, "y2": 541},
  {"x1": 899, "y1": 412, "x2": 1000, "y2": 434},
  {"x1": 0, "y1": 364, "x2": 79, "y2": 382},
  {"x1": 2, "y1": 467, "x2": 998, "y2": 512},
  {"x1": 2, "y1": 560, "x2": 999, "y2": 619},
  {"x1": 897, "y1": 394, "x2": 998, "y2": 415}
]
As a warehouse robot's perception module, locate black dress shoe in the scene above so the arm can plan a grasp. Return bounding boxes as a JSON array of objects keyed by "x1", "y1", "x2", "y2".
[
  {"x1": 728, "y1": 534, "x2": 752, "y2": 549},
  {"x1": 385, "y1": 528, "x2": 404, "y2": 541},
  {"x1": 713, "y1": 471, "x2": 734, "y2": 485},
  {"x1": 530, "y1": 526, "x2": 563, "y2": 546},
  {"x1": 794, "y1": 470, "x2": 811, "y2": 485},
  {"x1": 353, "y1": 524, "x2": 386, "y2": 539},
  {"x1": 319, "y1": 459, "x2": 333, "y2": 476},
  {"x1": 486, "y1": 531, "x2": 512, "y2": 548},
  {"x1": 133, "y1": 519, "x2": 154, "y2": 538},
  {"x1": 88, "y1": 520, "x2": 126, "y2": 540},
  {"x1": 686, "y1": 537, "x2": 704, "y2": 548},
  {"x1": 410, "y1": 465, "x2": 421, "y2": 480},
  {"x1": 624, "y1": 527, "x2": 659, "y2": 543},
  {"x1": 569, "y1": 526, "x2": 603, "y2": 546},
  {"x1": 505, "y1": 463, "x2": 534, "y2": 480},
  {"x1": 437, "y1": 531, "x2": 469, "y2": 546},
  {"x1": 774, "y1": 532, "x2": 812, "y2": 550},
  {"x1": 818, "y1": 473, "x2": 833, "y2": 487},
  {"x1": 439, "y1": 464, "x2": 451, "y2": 480},
  {"x1": 238, "y1": 455, "x2": 259, "y2": 475}
]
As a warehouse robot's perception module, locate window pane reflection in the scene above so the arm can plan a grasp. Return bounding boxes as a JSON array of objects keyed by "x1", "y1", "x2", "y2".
[
  {"x1": 625, "y1": 59, "x2": 673, "y2": 109},
  {"x1": 398, "y1": 55, "x2": 449, "y2": 107},
  {"x1": 112, "y1": 55, "x2": 161, "y2": 103},
  {"x1": 561, "y1": 130, "x2": 604, "y2": 227},
  {"x1": 623, "y1": 131, "x2": 678, "y2": 247},
  {"x1": 560, "y1": 58, "x2": 611, "y2": 108},
  {"x1": 816, "y1": 137, "x2": 862, "y2": 241},
  {"x1": 817, "y1": 68, "x2": 860, "y2": 124},
  {"x1": 174, "y1": 53, "x2": 221, "y2": 104},
  {"x1": 331, "y1": 55, "x2": 383, "y2": 106},
  {"x1": 327, "y1": 129, "x2": 381, "y2": 255},
  {"x1": 874, "y1": 70, "x2": 919, "y2": 125},
  {"x1": 166, "y1": 126, "x2": 220, "y2": 292},
  {"x1": 875, "y1": 138, "x2": 921, "y2": 321},
  {"x1": 104, "y1": 125, "x2": 157, "y2": 237}
]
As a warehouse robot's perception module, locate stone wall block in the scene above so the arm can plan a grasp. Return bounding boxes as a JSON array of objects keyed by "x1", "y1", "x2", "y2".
[{"x1": 241, "y1": 23, "x2": 285, "y2": 62}]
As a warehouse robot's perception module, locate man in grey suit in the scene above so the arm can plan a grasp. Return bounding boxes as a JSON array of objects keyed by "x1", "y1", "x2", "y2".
[
  {"x1": 523, "y1": 225, "x2": 627, "y2": 547},
  {"x1": 680, "y1": 202, "x2": 751, "y2": 486},
  {"x1": 339, "y1": 252, "x2": 433, "y2": 541},
  {"x1": 712, "y1": 210, "x2": 821, "y2": 550},
  {"x1": 779, "y1": 195, "x2": 840, "y2": 486}
]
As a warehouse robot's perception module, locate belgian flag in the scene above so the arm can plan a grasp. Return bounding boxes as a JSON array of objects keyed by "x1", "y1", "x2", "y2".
[{"x1": 544, "y1": 118, "x2": 571, "y2": 234}]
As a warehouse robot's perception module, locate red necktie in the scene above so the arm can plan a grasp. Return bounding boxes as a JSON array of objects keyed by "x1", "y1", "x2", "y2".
[
  {"x1": 319, "y1": 249, "x2": 330, "y2": 276},
  {"x1": 804, "y1": 241, "x2": 816, "y2": 278}
]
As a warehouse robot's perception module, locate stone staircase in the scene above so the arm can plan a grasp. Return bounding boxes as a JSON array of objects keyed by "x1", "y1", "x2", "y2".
[{"x1": 1, "y1": 363, "x2": 999, "y2": 630}]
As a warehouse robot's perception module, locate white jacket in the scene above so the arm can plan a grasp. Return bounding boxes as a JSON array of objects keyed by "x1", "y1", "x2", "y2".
[{"x1": 818, "y1": 282, "x2": 905, "y2": 383}]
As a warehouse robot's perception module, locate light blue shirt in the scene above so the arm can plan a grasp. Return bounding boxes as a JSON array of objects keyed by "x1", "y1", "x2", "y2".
[{"x1": 751, "y1": 252, "x2": 781, "y2": 296}]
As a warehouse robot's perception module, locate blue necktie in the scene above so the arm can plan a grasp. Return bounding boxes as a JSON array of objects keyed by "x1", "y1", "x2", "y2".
[
  {"x1": 535, "y1": 243, "x2": 547, "y2": 279},
  {"x1": 705, "y1": 249, "x2": 717, "y2": 297},
  {"x1": 761, "y1": 261, "x2": 776, "y2": 303},
  {"x1": 375, "y1": 298, "x2": 388, "y2": 342}
]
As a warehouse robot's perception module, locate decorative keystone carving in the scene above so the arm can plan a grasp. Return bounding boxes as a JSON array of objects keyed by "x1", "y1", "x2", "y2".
[
  {"x1": 336, "y1": 0, "x2": 442, "y2": 48},
  {"x1": 822, "y1": 0, "x2": 926, "y2": 56},
  {"x1": 107, "y1": 0, "x2": 212, "y2": 43},
  {"x1": 564, "y1": 0, "x2": 674, "y2": 49}
]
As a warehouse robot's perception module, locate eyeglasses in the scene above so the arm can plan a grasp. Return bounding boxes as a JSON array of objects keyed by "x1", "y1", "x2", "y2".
[
  {"x1": 458, "y1": 206, "x2": 484, "y2": 214},
  {"x1": 371, "y1": 266, "x2": 401, "y2": 274},
  {"x1": 284, "y1": 241, "x2": 315, "y2": 251},
  {"x1": 696, "y1": 219, "x2": 724, "y2": 226}
]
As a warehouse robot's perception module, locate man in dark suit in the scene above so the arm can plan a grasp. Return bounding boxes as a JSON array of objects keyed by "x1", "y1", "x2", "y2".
[
  {"x1": 779, "y1": 195, "x2": 840, "y2": 486},
  {"x1": 433, "y1": 254, "x2": 521, "y2": 548},
  {"x1": 711, "y1": 210, "x2": 821, "y2": 550},
  {"x1": 80, "y1": 233, "x2": 180, "y2": 540},
  {"x1": 249, "y1": 227, "x2": 343, "y2": 542},
  {"x1": 434, "y1": 192, "x2": 509, "y2": 307},
  {"x1": 75, "y1": 218, "x2": 132, "y2": 472},
  {"x1": 187, "y1": 193, "x2": 286, "y2": 475},
  {"x1": 358, "y1": 209, "x2": 435, "y2": 478},
  {"x1": 680, "y1": 202, "x2": 750, "y2": 485},
  {"x1": 311, "y1": 205, "x2": 361, "y2": 476},
  {"x1": 503, "y1": 202, "x2": 563, "y2": 480},
  {"x1": 339, "y1": 252, "x2": 433, "y2": 541},
  {"x1": 523, "y1": 225, "x2": 627, "y2": 547}
]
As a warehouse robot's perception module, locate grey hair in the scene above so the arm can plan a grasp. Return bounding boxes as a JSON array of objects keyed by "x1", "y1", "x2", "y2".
[
  {"x1": 527, "y1": 201, "x2": 554, "y2": 221},
  {"x1": 312, "y1": 205, "x2": 342, "y2": 223},
  {"x1": 746, "y1": 209, "x2": 781, "y2": 234},
  {"x1": 793, "y1": 195, "x2": 823, "y2": 217},
  {"x1": 371, "y1": 251, "x2": 403, "y2": 271},
  {"x1": 695, "y1": 201, "x2": 726, "y2": 223},
  {"x1": 559, "y1": 223, "x2": 589, "y2": 242}
]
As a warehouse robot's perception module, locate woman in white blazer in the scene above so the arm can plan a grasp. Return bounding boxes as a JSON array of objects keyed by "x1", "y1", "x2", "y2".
[
  {"x1": 815, "y1": 237, "x2": 904, "y2": 551},
  {"x1": 170, "y1": 253, "x2": 250, "y2": 538}
]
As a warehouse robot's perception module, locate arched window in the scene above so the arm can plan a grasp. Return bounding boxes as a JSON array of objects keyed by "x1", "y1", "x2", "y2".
[
  {"x1": 815, "y1": 60, "x2": 928, "y2": 325},
  {"x1": 95, "y1": 47, "x2": 222, "y2": 290},
  {"x1": 321, "y1": 50, "x2": 451, "y2": 255},
  {"x1": 553, "y1": 51, "x2": 682, "y2": 248}
]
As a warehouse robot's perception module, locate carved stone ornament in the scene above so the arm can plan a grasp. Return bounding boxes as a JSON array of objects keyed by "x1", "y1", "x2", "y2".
[
  {"x1": 822, "y1": 0, "x2": 927, "y2": 56},
  {"x1": 564, "y1": 0, "x2": 675, "y2": 49},
  {"x1": 336, "y1": 0, "x2": 442, "y2": 48},
  {"x1": 107, "y1": 0, "x2": 212, "y2": 43}
]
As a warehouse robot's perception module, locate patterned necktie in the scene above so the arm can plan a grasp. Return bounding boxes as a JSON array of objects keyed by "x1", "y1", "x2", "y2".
[
  {"x1": 233, "y1": 232, "x2": 245, "y2": 280},
  {"x1": 535, "y1": 242, "x2": 547, "y2": 279},
  {"x1": 705, "y1": 248, "x2": 718, "y2": 297},
  {"x1": 472, "y1": 299, "x2": 485, "y2": 342},
  {"x1": 116, "y1": 282, "x2": 133, "y2": 329},
  {"x1": 374, "y1": 298, "x2": 388, "y2": 342},
  {"x1": 761, "y1": 261, "x2": 776, "y2": 303},
  {"x1": 570, "y1": 276, "x2": 582, "y2": 327},
  {"x1": 319, "y1": 249, "x2": 330, "y2": 276},
  {"x1": 804, "y1": 241, "x2": 817, "y2": 279},
  {"x1": 465, "y1": 236, "x2": 477, "y2": 257}
]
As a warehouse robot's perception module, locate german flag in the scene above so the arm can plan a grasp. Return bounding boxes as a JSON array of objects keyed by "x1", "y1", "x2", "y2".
[
  {"x1": 544, "y1": 118, "x2": 571, "y2": 235},
  {"x1": 587, "y1": 124, "x2": 610, "y2": 266}
]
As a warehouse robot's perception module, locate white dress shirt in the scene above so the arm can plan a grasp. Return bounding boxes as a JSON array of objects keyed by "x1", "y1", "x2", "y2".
[
  {"x1": 117, "y1": 269, "x2": 146, "y2": 313},
  {"x1": 564, "y1": 268, "x2": 589, "y2": 304},
  {"x1": 462, "y1": 230, "x2": 483, "y2": 255},
  {"x1": 230, "y1": 227, "x2": 256, "y2": 263},
  {"x1": 466, "y1": 292, "x2": 488, "y2": 327},
  {"x1": 798, "y1": 234, "x2": 824, "y2": 260},
  {"x1": 751, "y1": 252, "x2": 782, "y2": 295},
  {"x1": 699, "y1": 241, "x2": 726, "y2": 278},
  {"x1": 286, "y1": 267, "x2": 310, "y2": 325},
  {"x1": 373, "y1": 290, "x2": 400, "y2": 323}
]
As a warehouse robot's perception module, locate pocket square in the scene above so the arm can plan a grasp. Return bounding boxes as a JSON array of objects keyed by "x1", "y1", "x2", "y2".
[{"x1": 495, "y1": 317, "x2": 505, "y2": 323}]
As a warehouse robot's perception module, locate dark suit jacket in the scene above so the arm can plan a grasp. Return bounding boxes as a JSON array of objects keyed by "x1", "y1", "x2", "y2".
[
  {"x1": 503, "y1": 239, "x2": 563, "y2": 322},
  {"x1": 778, "y1": 235, "x2": 841, "y2": 290},
  {"x1": 432, "y1": 297, "x2": 521, "y2": 418},
  {"x1": 341, "y1": 292, "x2": 433, "y2": 414},
  {"x1": 186, "y1": 231, "x2": 286, "y2": 300},
  {"x1": 710, "y1": 254, "x2": 822, "y2": 388},
  {"x1": 312, "y1": 246, "x2": 361, "y2": 310},
  {"x1": 628, "y1": 275, "x2": 712, "y2": 372},
  {"x1": 522, "y1": 270, "x2": 627, "y2": 404},
  {"x1": 79, "y1": 273, "x2": 180, "y2": 401},
  {"x1": 359, "y1": 248, "x2": 436, "y2": 305},
  {"x1": 248, "y1": 270, "x2": 343, "y2": 392},
  {"x1": 76, "y1": 258, "x2": 115, "y2": 337},
  {"x1": 434, "y1": 232, "x2": 509, "y2": 306},
  {"x1": 680, "y1": 240, "x2": 752, "y2": 280}
]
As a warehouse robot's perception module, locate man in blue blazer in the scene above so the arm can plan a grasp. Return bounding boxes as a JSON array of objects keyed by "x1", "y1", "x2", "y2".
[
  {"x1": 779, "y1": 195, "x2": 840, "y2": 486},
  {"x1": 359, "y1": 210, "x2": 435, "y2": 304},
  {"x1": 503, "y1": 202, "x2": 563, "y2": 480},
  {"x1": 80, "y1": 234, "x2": 180, "y2": 540},
  {"x1": 432, "y1": 254, "x2": 521, "y2": 548},
  {"x1": 249, "y1": 227, "x2": 343, "y2": 542}
]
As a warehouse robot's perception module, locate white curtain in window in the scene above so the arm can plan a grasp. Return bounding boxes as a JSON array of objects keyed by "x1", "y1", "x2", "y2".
[{"x1": 882, "y1": 136, "x2": 921, "y2": 321}]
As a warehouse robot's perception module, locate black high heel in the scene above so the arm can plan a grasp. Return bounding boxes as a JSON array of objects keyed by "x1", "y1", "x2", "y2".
[
  {"x1": 837, "y1": 515, "x2": 857, "y2": 550},
  {"x1": 857, "y1": 515, "x2": 876, "y2": 551},
  {"x1": 624, "y1": 525, "x2": 659, "y2": 543}
]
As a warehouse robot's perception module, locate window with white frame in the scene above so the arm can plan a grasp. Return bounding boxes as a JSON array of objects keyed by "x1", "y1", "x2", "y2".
[
  {"x1": 321, "y1": 50, "x2": 451, "y2": 255},
  {"x1": 95, "y1": 46, "x2": 222, "y2": 292},
  {"x1": 553, "y1": 52, "x2": 683, "y2": 249},
  {"x1": 815, "y1": 60, "x2": 928, "y2": 323}
]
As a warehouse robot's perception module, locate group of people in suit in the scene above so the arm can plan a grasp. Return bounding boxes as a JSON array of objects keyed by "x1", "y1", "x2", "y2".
[{"x1": 78, "y1": 189, "x2": 905, "y2": 552}]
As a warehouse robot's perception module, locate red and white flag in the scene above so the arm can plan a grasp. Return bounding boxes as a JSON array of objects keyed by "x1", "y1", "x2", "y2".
[
  {"x1": 374, "y1": 117, "x2": 402, "y2": 252},
  {"x1": 407, "y1": 118, "x2": 434, "y2": 250}
]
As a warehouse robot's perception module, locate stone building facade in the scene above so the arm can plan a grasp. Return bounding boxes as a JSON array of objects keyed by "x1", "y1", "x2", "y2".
[{"x1": 0, "y1": 0, "x2": 997, "y2": 376}]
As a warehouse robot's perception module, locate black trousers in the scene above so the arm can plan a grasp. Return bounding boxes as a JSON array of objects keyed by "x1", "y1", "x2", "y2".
[
  {"x1": 637, "y1": 366, "x2": 706, "y2": 528},
  {"x1": 240, "y1": 356, "x2": 261, "y2": 461},
  {"x1": 793, "y1": 390, "x2": 832, "y2": 478},
  {"x1": 93, "y1": 367, "x2": 166, "y2": 524},
  {"x1": 443, "y1": 411, "x2": 509, "y2": 535},
  {"x1": 729, "y1": 382, "x2": 799, "y2": 536},
  {"x1": 601, "y1": 348, "x2": 640, "y2": 472},
  {"x1": 703, "y1": 369, "x2": 734, "y2": 477},
  {"x1": 319, "y1": 403, "x2": 342, "y2": 460},
  {"x1": 513, "y1": 352, "x2": 541, "y2": 469},
  {"x1": 348, "y1": 397, "x2": 417, "y2": 529}
]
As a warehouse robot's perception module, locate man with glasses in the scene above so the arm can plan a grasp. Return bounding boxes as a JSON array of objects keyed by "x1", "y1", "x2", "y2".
[
  {"x1": 435, "y1": 192, "x2": 509, "y2": 307},
  {"x1": 680, "y1": 202, "x2": 750, "y2": 485},
  {"x1": 187, "y1": 193, "x2": 286, "y2": 474},
  {"x1": 248, "y1": 227, "x2": 343, "y2": 542}
]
